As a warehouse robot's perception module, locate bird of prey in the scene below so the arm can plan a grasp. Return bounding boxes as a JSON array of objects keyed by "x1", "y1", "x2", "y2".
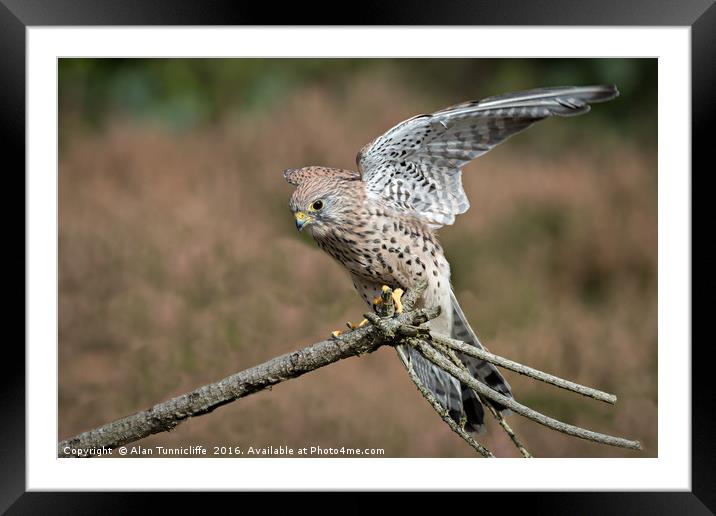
[{"x1": 284, "y1": 85, "x2": 619, "y2": 433}]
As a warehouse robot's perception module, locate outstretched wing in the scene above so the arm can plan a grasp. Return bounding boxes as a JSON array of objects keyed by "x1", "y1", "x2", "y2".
[{"x1": 357, "y1": 85, "x2": 619, "y2": 227}]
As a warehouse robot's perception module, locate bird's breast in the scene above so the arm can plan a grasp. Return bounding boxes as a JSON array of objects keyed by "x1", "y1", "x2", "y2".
[{"x1": 313, "y1": 212, "x2": 450, "y2": 291}]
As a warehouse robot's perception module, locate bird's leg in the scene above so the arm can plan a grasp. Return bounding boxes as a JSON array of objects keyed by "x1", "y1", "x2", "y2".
[
  {"x1": 331, "y1": 286, "x2": 402, "y2": 339},
  {"x1": 373, "y1": 286, "x2": 394, "y2": 318},
  {"x1": 373, "y1": 286, "x2": 404, "y2": 316}
]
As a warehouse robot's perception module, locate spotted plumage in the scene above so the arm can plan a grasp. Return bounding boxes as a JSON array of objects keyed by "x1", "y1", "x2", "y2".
[{"x1": 285, "y1": 85, "x2": 619, "y2": 434}]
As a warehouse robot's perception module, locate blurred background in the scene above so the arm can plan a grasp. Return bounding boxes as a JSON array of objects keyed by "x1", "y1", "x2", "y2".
[{"x1": 59, "y1": 59, "x2": 657, "y2": 458}]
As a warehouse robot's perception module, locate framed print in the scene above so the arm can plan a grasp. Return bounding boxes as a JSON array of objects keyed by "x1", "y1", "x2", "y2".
[{"x1": 5, "y1": 0, "x2": 709, "y2": 512}]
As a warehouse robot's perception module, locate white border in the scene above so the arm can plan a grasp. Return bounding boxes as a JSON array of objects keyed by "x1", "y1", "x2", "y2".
[{"x1": 28, "y1": 27, "x2": 691, "y2": 490}]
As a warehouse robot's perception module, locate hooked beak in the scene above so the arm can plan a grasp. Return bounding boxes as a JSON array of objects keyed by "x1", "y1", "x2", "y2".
[{"x1": 294, "y1": 211, "x2": 313, "y2": 232}]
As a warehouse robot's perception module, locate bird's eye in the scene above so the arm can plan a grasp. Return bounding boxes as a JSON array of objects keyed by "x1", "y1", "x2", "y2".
[{"x1": 309, "y1": 200, "x2": 324, "y2": 211}]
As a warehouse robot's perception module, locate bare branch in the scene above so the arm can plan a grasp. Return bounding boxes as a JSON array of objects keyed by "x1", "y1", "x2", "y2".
[
  {"x1": 436, "y1": 341, "x2": 532, "y2": 458},
  {"x1": 59, "y1": 282, "x2": 435, "y2": 458},
  {"x1": 58, "y1": 280, "x2": 640, "y2": 458},
  {"x1": 411, "y1": 339, "x2": 641, "y2": 451},
  {"x1": 59, "y1": 332, "x2": 379, "y2": 457},
  {"x1": 431, "y1": 332, "x2": 617, "y2": 405},
  {"x1": 395, "y1": 347, "x2": 493, "y2": 457},
  {"x1": 488, "y1": 404, "x2": 532, "y2": 458}
]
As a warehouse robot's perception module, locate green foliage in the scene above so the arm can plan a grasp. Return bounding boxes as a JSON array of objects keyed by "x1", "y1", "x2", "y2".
[{"x1": 59, "y1": 58, "x2": 656, "y2": 146}]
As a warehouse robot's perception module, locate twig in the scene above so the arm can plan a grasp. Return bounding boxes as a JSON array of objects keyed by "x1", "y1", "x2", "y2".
[
  {"x1": 395, "y1": 347, "x2": 493, "y2": 458},
  {"x1": 488, "y1": 404, "x2": 532, "y2": 458},
  {"x1": 411, "y1": 339, "x2": 641, "y2": 451},
  {"x1": 436, "y1": 341, "x2": 532, "y2": 458},
  {"x1": 378, "y1": 285, "x2": 496, "y2": 456},
  {"x1": 431, "y1": 333, "x2": 617, "y2": 405}
]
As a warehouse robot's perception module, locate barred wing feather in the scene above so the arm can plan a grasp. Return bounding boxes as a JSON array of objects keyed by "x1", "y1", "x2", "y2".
[{"x1": 357, "y1": 85, "x2": 619, "y2": 227}]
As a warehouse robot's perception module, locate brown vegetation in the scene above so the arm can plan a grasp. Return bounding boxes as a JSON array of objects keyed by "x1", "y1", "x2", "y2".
[{"x1": 59, "y1": 74, "x2": 657, "y2": 457}]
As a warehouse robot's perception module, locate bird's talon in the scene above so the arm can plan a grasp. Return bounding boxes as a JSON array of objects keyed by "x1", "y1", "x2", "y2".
[
  {"x1": 344, "y1": 318, "x2": 370, "y2": 331},
  {"x1": 331, "y1": 330, "x2": 342, "y2": 338},
  {"x1": 392, "y1": 288, "x2": 404, "y2": 313}
]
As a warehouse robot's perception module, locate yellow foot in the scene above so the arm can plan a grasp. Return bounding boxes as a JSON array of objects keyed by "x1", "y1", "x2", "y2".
[
  {"x1": 332, "y1": 319, "x2": 369, "y2": 338},
  {"x1": 392, "y1": 288, "x2": 404, "y2": 313},
  {"x1": 346, "y1": 319, "x2": 369, "y2": 330}
]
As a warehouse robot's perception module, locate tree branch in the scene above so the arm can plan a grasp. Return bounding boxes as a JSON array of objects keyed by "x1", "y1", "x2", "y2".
[
  {"x1": 431, "y1": 332, "x2": 617, "y2": 404},
  {"x1": 411, "y1": 339, "x2": 641, "y2": 450},
  {"x1": 58, "y1": 280, "x2": 640, "y2": 458},
  {"x1": 436, "y1": 341, "x2": 533, "y2": 458},
  {"x1": 396, "y1": 346, "x2": 494, "y2": 458},
  {"x1": 58, "y1": 282, "x2": 436, "y2": 458}
]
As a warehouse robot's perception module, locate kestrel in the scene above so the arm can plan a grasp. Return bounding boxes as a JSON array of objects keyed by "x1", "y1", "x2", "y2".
[{"x1": 284, "y1": 85, "x2": 619, "y2": 433}]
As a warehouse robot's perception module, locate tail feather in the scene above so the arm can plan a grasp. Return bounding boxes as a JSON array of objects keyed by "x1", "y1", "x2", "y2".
[
  {"x1": 450, "y1": 288, "x2": 513, "y2": 428},
  {"x1": 398, "y1": 345, "x2": 487, "y2": 434},
  {"x1": 461, "y1": 387, "x2": 487, "y2": 434},
  {"x1": 394, "y1": 288, "x2": 513, "y2": 435},
  {"x1": 397, "y1": 344, "x2": 464, "y2": 423}
]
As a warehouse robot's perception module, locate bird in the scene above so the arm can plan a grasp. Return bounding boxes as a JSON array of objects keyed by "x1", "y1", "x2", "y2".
[{"x1": 284, "y1": 85, "x2": 619, "y2": 434}]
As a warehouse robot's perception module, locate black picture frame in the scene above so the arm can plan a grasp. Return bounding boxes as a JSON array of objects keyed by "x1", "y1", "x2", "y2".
[{"x1": 3, "y1": 0, "x2": 709, "y2": 512}]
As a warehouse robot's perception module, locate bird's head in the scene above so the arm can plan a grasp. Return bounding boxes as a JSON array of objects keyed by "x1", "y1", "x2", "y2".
[{"x1": 284, "y1": 166, "x2": 362, "y2": 238}]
